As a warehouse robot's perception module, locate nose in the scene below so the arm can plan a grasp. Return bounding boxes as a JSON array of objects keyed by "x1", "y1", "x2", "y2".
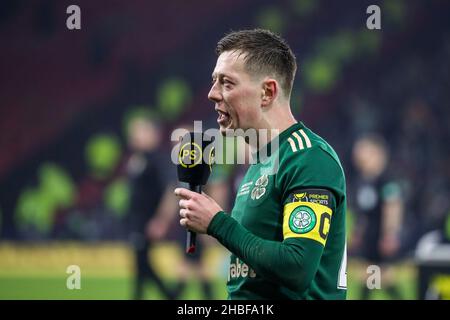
[{"x1": 208, "y1": 81, "x2": 222, "y2": 103}]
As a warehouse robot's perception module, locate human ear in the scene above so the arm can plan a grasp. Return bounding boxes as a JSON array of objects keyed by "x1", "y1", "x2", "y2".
[{"x1": 261, "y1": 79, "x2": 278, "y2": 106}]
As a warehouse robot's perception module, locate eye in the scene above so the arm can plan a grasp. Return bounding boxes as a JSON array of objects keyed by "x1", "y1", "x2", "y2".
[{"x1": 222, "y1": 79, "x2": 234, "y2": 89}]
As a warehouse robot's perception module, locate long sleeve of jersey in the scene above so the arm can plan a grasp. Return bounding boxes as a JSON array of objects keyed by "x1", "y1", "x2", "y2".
[{"x1": 207, "y1": 211, "x2": 324, "y2": 295}]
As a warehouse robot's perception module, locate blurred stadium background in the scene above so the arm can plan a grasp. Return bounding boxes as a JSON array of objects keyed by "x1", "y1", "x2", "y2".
[{"x1": 0, "y1": 0, "x2": 449, "y2": 299}]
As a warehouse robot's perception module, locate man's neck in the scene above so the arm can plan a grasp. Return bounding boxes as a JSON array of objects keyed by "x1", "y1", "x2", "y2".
[{"x1": 248, "y1": 104, "x2": 297, "y2": 150}]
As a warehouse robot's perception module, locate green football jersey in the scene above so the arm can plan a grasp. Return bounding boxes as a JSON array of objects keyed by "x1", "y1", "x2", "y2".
[{"x1": 216, "y1": 122, "x2": 347, "y2": 300}]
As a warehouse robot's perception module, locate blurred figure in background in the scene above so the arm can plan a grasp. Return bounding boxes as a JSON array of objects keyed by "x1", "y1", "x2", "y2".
[
  {"x1": 350, "y1": 134, "x2": 404, "y2": 299},
  {"x1": 125, "y1": 114, "x2": 177, "y2": 300},
  {"x1": 132, "y1": 122, "x2": 230, "y2": 299},
  {"x1": 149, "y1": 123, "x2": 233, "y2": 300},
  {"x1": 169, "y1": 171, "x2": 230, "y2": 300}
]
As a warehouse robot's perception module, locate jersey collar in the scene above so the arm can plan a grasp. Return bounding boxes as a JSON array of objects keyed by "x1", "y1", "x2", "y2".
[{"x1": 252, "y1": 122, "x2": 304, "y2": 164}]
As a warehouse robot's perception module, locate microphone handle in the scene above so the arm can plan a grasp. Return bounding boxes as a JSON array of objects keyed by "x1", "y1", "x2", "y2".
[{"x1": 186, "y1": 184, "x2": 202, "y2": 254}]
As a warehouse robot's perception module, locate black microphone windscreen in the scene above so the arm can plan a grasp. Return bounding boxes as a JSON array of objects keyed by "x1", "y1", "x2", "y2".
[{"x1": 176, "y1": 132, "x2": 215, "y2": 186}]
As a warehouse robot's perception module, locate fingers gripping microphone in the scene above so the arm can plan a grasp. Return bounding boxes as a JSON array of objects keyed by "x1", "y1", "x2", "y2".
[{"x1": 177, "y1": 132, "x2": 215, "y2": 254}]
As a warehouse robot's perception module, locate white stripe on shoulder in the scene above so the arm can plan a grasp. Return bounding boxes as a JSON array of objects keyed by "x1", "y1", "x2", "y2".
[
  {"x1": 292, "y1": 132, "x2": 304, "y2": 150},
  {"x1": 287, "y1": 137, "x2": 297, "y2": 152},
  {"x1": 299, "y1": 129, "x2": 312, "y2": 148}
]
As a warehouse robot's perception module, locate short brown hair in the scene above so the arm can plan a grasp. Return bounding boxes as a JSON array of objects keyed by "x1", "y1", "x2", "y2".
[{"x1": 216, "y1": 29, "x2": 297, "y2": 98}]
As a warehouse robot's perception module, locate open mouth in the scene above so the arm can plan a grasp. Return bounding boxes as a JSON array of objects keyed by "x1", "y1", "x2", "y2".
[{"x1": 217, "y1": 109, "x2": 231, "y2": 126}]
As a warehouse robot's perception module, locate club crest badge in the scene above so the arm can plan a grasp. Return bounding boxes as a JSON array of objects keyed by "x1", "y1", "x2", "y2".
[
  {"x1": 289, "y1": 206, "x2": 317, "y2": 234},
  {"x1": 251, "y1": 174, "x2": 269, "y2": 200}
]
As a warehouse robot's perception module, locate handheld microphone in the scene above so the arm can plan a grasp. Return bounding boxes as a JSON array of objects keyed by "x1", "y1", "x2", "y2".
[{"x1": 176, "y1": 132, "x2": 215, "y2": 254}]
